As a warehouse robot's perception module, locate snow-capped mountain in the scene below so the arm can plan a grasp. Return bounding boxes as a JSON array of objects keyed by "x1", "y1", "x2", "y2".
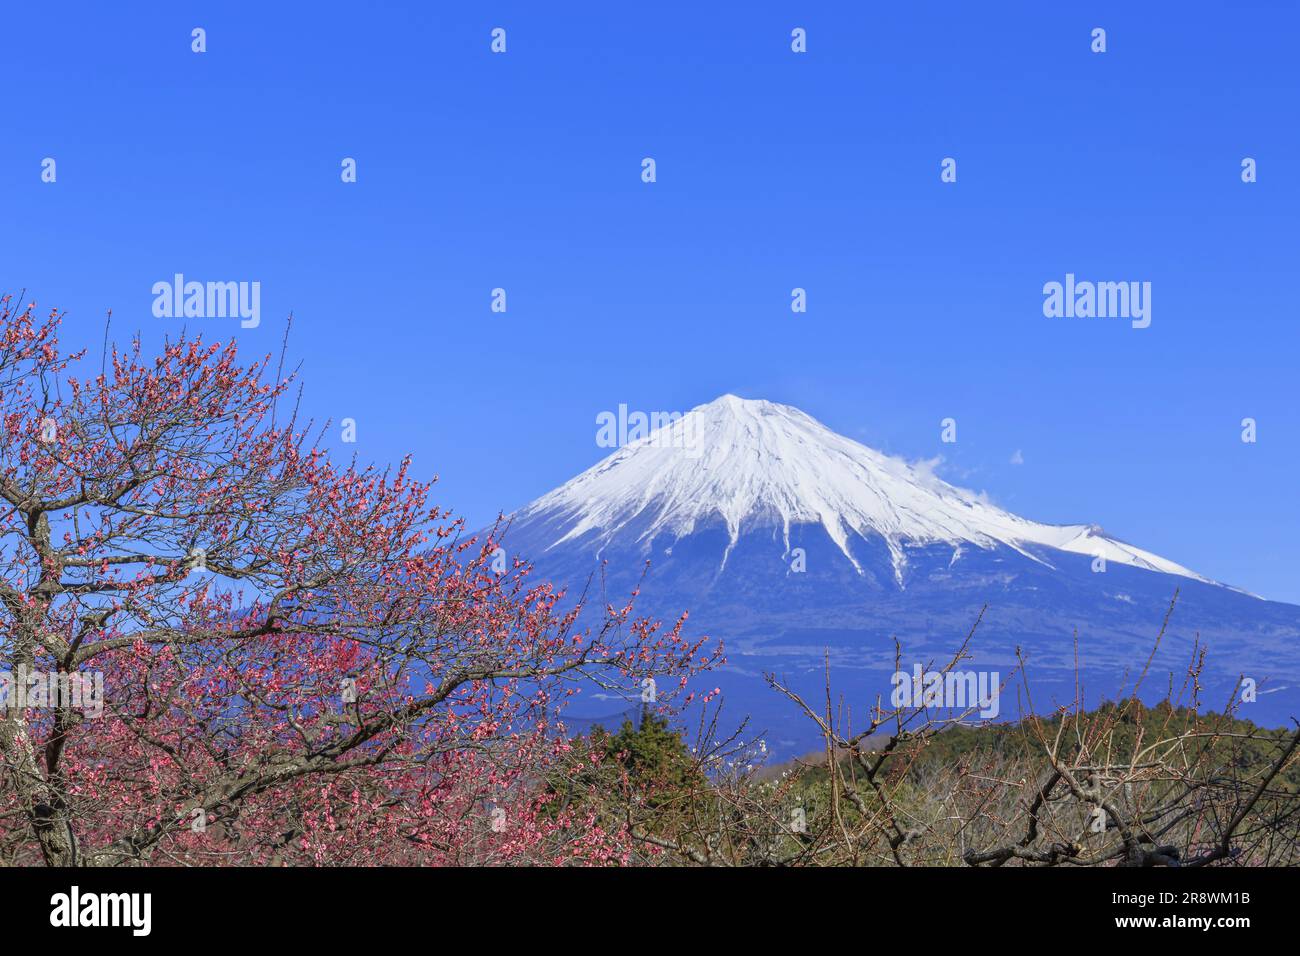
[
  {"x1": 501, "y1": 396, "x2": 1300, "y2": 755},
  {"x1": 516, "y1": 394, "x2": 1210, "y2": 586}
]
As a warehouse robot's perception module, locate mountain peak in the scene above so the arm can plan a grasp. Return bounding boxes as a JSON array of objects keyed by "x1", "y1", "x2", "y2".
[
  {"x1": 513, "y1": 397, "x2": 1214, "y2": 588},
  {"x1": 694, "y1": 393, "x2": 792, "y2": 419}
]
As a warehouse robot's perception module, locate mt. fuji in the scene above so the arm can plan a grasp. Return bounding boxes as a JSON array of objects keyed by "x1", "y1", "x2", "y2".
[
  {"x1": 518, "y1": 395, "x2": 1212, "y2": 587},
  {"x1": 500, "y1": 396, "x2": 1300, "y2": 754}
]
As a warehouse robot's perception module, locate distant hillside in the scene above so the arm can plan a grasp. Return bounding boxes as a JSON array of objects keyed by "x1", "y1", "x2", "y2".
[{"x1": 769, "y1": 701, "x2": 1300, "y2": 788}]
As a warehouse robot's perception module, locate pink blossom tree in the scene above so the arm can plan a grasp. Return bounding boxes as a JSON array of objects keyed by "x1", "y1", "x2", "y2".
[{"x1": 0, "y1": 298, "x2": 717, "y2": 866}]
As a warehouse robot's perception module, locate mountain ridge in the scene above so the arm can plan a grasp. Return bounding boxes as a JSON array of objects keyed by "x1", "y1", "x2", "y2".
[
  {"x1": 515, "y1": 394, "x2": 1221, "y2": 591},
  {"x1": 497, "y1": 395, "x2": 1298, "y2": 755}
]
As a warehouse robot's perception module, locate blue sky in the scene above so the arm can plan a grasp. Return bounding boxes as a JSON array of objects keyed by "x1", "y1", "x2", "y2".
[{"x1": 2, "y1": 1, "x2": 1297, "y2": 601}]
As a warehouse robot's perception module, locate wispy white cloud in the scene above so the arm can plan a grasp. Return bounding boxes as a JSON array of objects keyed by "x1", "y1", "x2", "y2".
[{"x1": 913, "y1": 455, "x2": 944, "y2": 481}]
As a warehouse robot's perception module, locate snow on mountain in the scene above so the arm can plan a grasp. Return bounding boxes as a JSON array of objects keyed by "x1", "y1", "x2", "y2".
[
  {"x1": 513, "y1": 394, "x2": 1214, "y2": 588},
  {"x1": 501, "y1": 395, "x2": 1300, "y2": 754}
]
